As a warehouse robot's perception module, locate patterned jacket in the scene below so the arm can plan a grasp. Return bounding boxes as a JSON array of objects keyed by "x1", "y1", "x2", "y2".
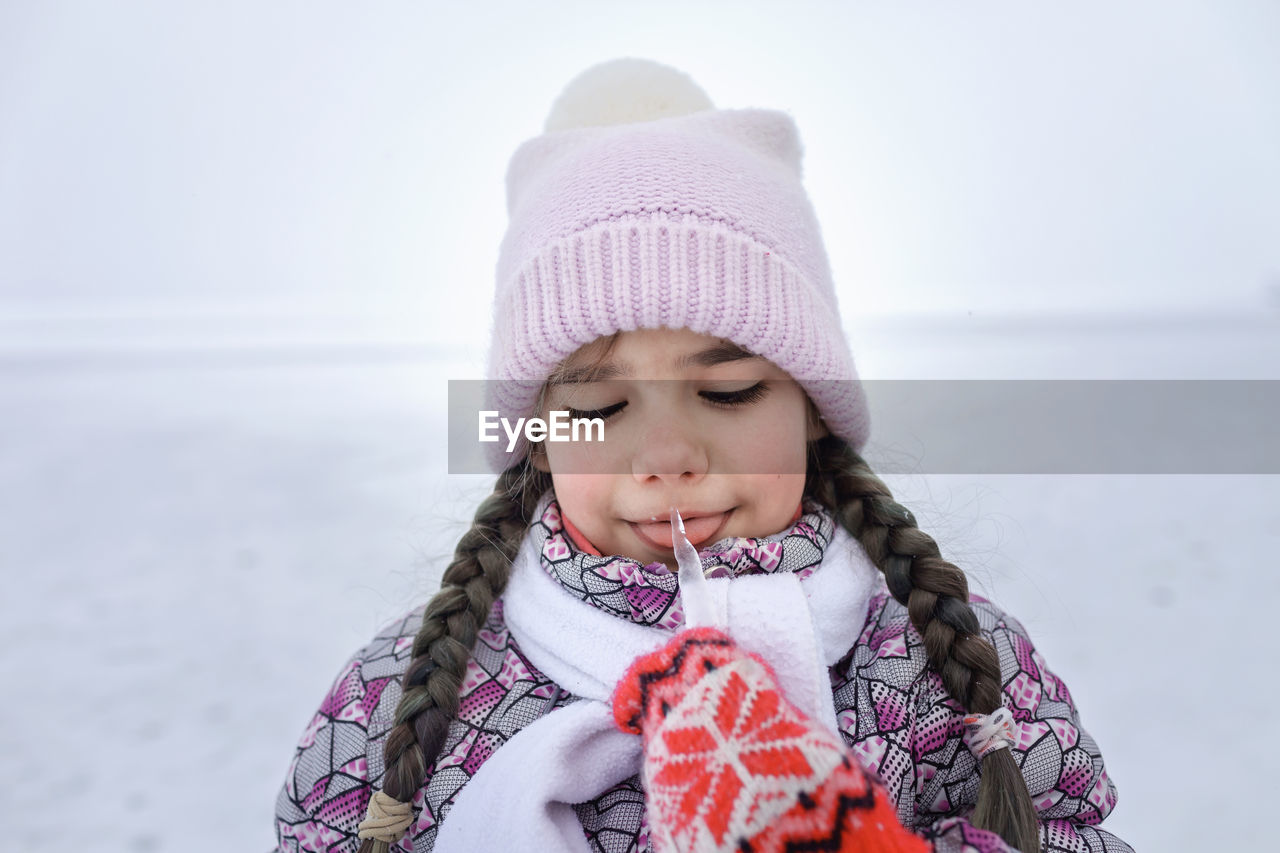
[{"x1": 274, "y1": 589, "x2": 1131, "y2": 853}]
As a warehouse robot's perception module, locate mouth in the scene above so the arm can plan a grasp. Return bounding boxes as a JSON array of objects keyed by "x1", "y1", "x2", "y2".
[{"x1": 628, "y1": 509, "x2": 734, "y2": 550}]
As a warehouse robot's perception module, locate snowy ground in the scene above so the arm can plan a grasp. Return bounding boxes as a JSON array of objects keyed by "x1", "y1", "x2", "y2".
[{"x1": 1, "y1": 310, "x2": 1277, "y2": 852}]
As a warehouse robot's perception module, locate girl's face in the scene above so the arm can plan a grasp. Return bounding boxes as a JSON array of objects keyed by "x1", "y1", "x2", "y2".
[{"x1": 532, "y1": 327, "x2": 826, "y2": 569}]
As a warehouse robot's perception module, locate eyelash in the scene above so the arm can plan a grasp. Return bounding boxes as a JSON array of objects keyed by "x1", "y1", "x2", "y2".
[{"x1": 564, "y1": 382, "x2": 769, "y2": 421}]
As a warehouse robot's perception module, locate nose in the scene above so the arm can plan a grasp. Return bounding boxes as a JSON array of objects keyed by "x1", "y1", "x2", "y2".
[{"x1": 630, "y1": 418, "x2": 710, "y2": 485}]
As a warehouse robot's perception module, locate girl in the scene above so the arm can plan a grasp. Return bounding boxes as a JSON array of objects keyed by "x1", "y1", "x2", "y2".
[{"x1": 274, "y1": 59, "x2": 1130, "y2": 853}]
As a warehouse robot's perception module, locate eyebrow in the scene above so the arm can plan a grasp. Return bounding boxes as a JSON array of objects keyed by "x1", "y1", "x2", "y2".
[
  {"x1": 679, "y1": 340, "x2": 760, "y2": 369},
  {"x1": 548, "y1": 340, "x2": 760, "y2": 385}
]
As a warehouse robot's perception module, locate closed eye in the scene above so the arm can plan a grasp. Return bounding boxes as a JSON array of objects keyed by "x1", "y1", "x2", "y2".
[
  {"x1": 563, "y1": 382, "x2": 769, "y2": 420},
  {"x1": 564, "y1": 401, "x2": 626, "y2": 421},
  {"x1": 701, "y1": 382, "x2": 769, "y2": 408}
]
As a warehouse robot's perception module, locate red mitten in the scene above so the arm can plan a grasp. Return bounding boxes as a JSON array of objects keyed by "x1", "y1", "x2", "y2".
[{"x1": 613, "y1": 627, "x2": 929, "y2": 853}]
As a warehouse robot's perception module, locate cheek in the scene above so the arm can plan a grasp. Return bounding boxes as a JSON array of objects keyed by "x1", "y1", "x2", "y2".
[
  {"x1": 547, "y1": 473, "x2": 610, "y2": 516},
  {"x1": 542, "y1": 424, "x2": 629, "y2": 476},
  {"x1": 720, "y1": 401, "x2": 810, "y2": 473}
]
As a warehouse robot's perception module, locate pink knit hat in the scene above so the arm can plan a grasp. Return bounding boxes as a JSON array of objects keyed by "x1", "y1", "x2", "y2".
[{"x1": 484, "y1": 58, "x2": 869, "y2": 471}]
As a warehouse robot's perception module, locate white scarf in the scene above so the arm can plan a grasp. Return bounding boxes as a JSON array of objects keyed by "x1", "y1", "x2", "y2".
[{"x1": 433, "y1": 514, "x2": 883, "y2": 852}]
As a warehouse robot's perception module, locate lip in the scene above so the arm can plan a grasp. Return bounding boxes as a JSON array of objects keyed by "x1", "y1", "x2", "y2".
[{"x1": 628, "y1": 509, "x2": 734, "y2": 551}]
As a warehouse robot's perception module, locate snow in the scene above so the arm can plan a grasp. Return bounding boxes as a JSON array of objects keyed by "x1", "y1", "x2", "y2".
[{"x1": 2, "y1": 315, "x2": 1276, "y2": 852}]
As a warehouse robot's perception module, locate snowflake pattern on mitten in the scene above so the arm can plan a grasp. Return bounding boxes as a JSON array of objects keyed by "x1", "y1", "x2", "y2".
[{"x1": 613, "y1": 627, "x2": 928, "y2": 853}]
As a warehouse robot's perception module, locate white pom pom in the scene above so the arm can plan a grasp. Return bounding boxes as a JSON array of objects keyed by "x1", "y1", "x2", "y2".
[{"x1": 544, "y1": 58, "x2": 715, "y2": 133}]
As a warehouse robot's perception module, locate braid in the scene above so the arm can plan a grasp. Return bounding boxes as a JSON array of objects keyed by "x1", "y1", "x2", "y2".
[
  {"x1": 807, "y1": 435, "x2": 1042, "y2": 853},
  {"x1": 357, "y1": 464, "x2": 552, "y2": 853}
]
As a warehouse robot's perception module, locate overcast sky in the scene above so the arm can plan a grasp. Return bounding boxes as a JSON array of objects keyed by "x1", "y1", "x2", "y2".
[{"x1": 2, "y1": 0, "x2": 1277, "y2": 343}]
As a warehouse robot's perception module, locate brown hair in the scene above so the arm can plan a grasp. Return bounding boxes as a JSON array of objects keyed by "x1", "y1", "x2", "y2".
[
  {"x1": 356, "y1": 462, "x2": 553, "y2": 853},
  {"x1": 805, "y1": 434, "x2": 1041, "y2": 853},
  {"x1": 358, "y1": 430, "x2": 1041, "y2": 853}
]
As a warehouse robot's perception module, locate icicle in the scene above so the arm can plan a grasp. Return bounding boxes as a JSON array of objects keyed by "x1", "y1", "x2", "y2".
[{"x1": 671, "y1": 507, "x2": 716, "y2": 629}]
